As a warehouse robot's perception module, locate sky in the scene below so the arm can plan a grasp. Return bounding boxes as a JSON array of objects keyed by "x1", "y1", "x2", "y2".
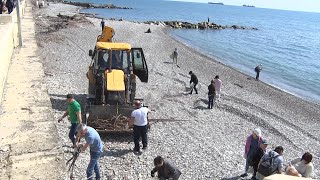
[{"x1": 172, "y1": 0, "x2": 320, "y2": 13}]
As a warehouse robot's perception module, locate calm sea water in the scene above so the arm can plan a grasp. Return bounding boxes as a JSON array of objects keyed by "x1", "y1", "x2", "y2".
[{"x1": 79, "y1": 0, "x2": 320, "y2": 103}]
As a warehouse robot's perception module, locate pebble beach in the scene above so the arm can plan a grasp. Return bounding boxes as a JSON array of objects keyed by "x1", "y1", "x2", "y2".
[{"x1": 33, "y1": 2, "x2": 320, "y2": 179}]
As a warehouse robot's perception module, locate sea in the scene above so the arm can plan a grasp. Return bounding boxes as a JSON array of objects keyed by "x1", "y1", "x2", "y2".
[{"x1": 78, "y1": 0, "x2": 320, "y2": 104}]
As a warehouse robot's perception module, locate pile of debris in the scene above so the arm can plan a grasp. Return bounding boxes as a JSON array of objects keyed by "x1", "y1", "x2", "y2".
[
  {"x1": 62, "y1": 1, "x2": 132, "y2": 9},
  {"x1": 88, "y1": 116, "x2": 131, "y2": 132},
  {"x1": 36, "y1": 14, "x2": 92, "y2": 33}
]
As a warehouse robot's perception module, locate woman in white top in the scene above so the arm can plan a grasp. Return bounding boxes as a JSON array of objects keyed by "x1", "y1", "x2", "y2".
[{"x1": 286, "y1": 152, "x2": 314, "y2": 178}]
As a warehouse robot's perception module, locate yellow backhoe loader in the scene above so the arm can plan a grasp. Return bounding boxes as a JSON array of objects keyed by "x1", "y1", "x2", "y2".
[{"x1": 85, "y1": 26, "x2": 148, "y2": 133}]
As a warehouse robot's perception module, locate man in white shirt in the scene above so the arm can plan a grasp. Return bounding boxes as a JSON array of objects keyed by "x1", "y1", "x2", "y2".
[{"x1": 130, "y1": 100, "x2": 150, "y2": 152}]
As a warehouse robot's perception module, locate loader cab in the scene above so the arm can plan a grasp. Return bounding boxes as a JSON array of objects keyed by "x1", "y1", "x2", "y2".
[
  {"x1": 94, "y1": 50, "x2": 130, "y2": 73},
  {"x1": 89, "y1": 43, "x2": 148, "y2": 82},
  {"x1": 87, "y1": 42, "x2": 148, "y2": 105},
  {"x1": 96, "y1": 50, "x2": 109, "y2": 70}
]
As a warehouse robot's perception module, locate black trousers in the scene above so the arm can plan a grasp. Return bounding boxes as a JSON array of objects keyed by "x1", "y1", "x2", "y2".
[
  {"x1": 256, "y1": 71, "x2": 260, "y2": 80},
  {"x1": 133, "y1": 125, "x2": 148, "y2": 150},
  {"x1": 190, "y1": 82, "x2": 198, "y2": 94},
  {"x1": 208, "y1": 95, "x2": 214, "y2": 108}
]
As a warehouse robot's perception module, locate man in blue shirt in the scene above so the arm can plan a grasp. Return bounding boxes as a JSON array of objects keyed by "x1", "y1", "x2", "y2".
[
  {"x1": 75, "y1": 124, "x2": 103, "y2": 180},
  {"x1": 256, "y1": 146, "x2": 285, "y2": 179}
]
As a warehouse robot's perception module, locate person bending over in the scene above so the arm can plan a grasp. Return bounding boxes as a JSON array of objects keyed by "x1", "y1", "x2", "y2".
[
  {"x1": 189, "y1": 71, "x2": 198, "y2": 94},
  {"x1": 75, "y1": 124, "x2": 103, "y2": 180},
  {"x1": 151, "y1": 156, "x2": 181, "y2": 180}
]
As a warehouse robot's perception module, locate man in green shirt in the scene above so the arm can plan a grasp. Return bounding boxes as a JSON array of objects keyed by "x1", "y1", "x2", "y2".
[{"x1": 58, "y1": 94, "x2": 82, "y2": 146}]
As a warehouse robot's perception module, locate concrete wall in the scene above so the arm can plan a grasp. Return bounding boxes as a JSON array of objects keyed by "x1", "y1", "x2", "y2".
[{"x1": 0, "y1": 0, "x2": 26, "y2": 104}]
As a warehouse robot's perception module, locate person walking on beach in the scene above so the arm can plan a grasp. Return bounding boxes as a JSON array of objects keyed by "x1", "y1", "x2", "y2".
[
  {"x1": 241, "y1": 128, "x2": 263, "y2": 178},
  {"x1": 129, "y1": 100, "x2": 150, "y2": 152},
  {"x1": 151, "y1": 156, "x2": 182, "y2": 180},
  {"x1": 251, "y1": 139, "x2": 269, "y2": 180},
  {"x1": 189, "y1": 71, "x2": 198, "y2": 94},
  {"x1": 255, "y1": 64, "x2": 262, "y2": 80},
  {"x1": 207, "y1": 80, "x2": 215, "y2": 109},
  {"x1": 214, "y1": 75, "x2": 222, "y2": 101},
  {"x1": 75, "y1": 124, "x2": 103, "y2": 180},
  {"x1": 172, "y1": 48, "x2": 178, "y2": 64},
  {"x1": 100, "y1": 18, "x2": 105, "y2": 31},
  {"x1": 58, "y1": 94, "x2": 82, "y2": 146}
]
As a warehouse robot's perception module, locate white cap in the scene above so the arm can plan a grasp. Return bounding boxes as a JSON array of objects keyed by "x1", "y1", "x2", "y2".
[{"x1": 253, "y1": 128, "x2": 262, "y2": 137}]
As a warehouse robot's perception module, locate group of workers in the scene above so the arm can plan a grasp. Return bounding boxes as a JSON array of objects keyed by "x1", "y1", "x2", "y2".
[
  {"x1": 172, "y1": 48, "x2": 222, "y2": 107},
  {"x1": 54, "y1": 47, "x2": 295, "y2": 180},
  {"x1": 188, "y1": 70, "x2": 222, "y2": 108},
  {"x1": 241, "y1": 128, "x2": 315, "y2": 179},
  {"x1": 58, "y1": 94, "x2": 181, "y2": 180}
]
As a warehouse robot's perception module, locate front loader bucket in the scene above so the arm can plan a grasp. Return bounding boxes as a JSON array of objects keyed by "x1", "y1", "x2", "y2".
[{"x1": 86, "y1": 105, "x2": 135, "y2": 133}]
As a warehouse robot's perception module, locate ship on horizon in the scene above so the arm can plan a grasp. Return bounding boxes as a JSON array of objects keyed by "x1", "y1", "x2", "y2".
[
  {"x1": 208, "y1": 2, "x2": 224, "y2": 5},
  {"x1": 243, "y1": 4, "x2": 255, "y2": 7}
]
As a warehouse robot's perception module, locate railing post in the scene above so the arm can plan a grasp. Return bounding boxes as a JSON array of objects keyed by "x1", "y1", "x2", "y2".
[{"x1": 16, "y1": 0, "x2": 23, "y2": 46}]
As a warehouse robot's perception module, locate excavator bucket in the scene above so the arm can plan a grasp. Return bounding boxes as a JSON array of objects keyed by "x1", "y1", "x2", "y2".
[{"x1": 86, "y1": 104, "x2": 135, "y2": 133}]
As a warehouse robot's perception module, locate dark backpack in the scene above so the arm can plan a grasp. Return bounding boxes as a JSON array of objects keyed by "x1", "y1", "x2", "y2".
[{"x1": 257, "y1": 151, "x2": 280, "y2": 176}]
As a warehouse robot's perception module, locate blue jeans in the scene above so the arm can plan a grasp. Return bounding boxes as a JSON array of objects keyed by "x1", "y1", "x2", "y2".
[
  {"x1": 208, "y1": 95, "x2": 214, "y2": 108},
  {"x1": 87, "y1": 150, "x2": 101, "y2": 180},
  {"x1": 69, "y1": 123, "x2": 78, "y2": 145}
]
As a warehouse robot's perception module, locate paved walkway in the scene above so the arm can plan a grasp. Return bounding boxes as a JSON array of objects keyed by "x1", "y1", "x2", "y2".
[{"x1": 0, "y1": 2, "x2": 66, "y2": 179}]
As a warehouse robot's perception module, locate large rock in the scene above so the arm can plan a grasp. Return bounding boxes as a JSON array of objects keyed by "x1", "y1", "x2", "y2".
[{"x1": 139, "y1": 20, "x2": 258, "y2": 30}]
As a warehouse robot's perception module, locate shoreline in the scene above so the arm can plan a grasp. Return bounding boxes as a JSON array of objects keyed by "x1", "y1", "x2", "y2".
[
  {"x1": 77, "y1": 7, "x2": 319, "y2": 105},
  {"x1": 34, "y1": 2, "x2": 320, "y2": 179},
  {"x1": 166, "y1": 30, "x2": 320, "y2": 106}
]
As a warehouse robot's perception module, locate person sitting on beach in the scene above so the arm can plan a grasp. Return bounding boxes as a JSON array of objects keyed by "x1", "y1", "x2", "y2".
[
  {"x1": 207, "y1": 80, "x2": 215, "y2": 109},
  {"x1": 151, "y1": 156, "x2": 181, "y2": 180},
  {"x1": 241, "y1": 128, "x2": 263, "y2": 178},
  {"x1": 255, "y1": 64, "x2": 262, "y2": 80},
  {"x1": 188, "y1": 71, "x2": 198, "y2": 94},
  {"x1": 213, "y1": 75, "x2": 222, "y2": 101},
  {"x1": 256, "y1": 146, "x2": 285, "y2": 180},
  {"x1": 145, "y1": 28, "x2": 151, "y2": 33},
  {"x1": 286, "y1": 152, "x2": 314, "y2": 178}
]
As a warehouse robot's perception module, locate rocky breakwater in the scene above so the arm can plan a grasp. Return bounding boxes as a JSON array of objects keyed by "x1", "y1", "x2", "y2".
[
  {"x1": 144, "y1": 21, "x2": 258, "y2": 30},
  {"x1": 62, "y1": 1, "x2": 132, "y2": 9}
]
